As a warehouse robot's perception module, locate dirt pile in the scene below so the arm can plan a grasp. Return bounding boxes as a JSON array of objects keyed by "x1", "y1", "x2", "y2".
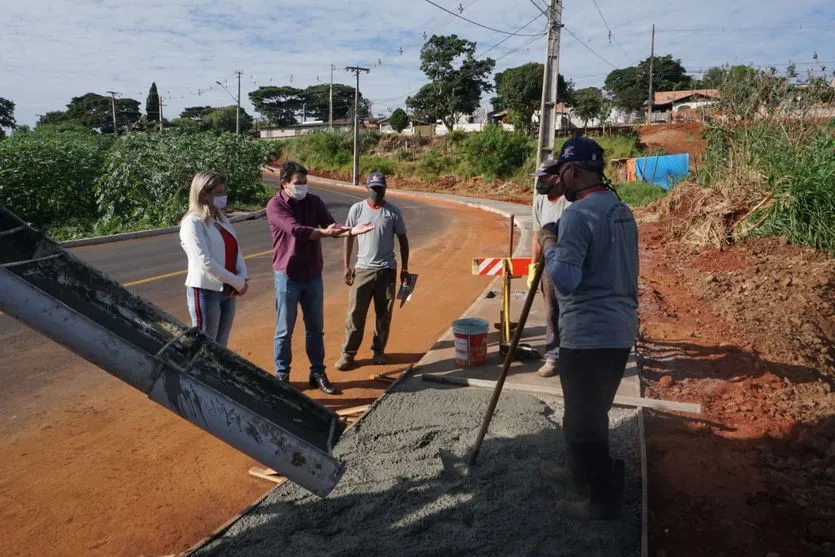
[
  {"x1": 193, "y1": 383, "x2": 642, "y2": 557},
  {"x1": 637, "y1": 217, "x2": 835, "y2": 556},
  {"x1": 637, "y1": 123, "x2": 707, "y2": 163}
]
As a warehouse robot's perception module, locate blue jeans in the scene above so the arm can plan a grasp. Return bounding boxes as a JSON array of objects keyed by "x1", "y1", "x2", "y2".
[
  {"x1": 274, "y1": 271, "x2": 325, "y2": 378},
  {"x1": 186, "y1": 287, "x2": 236, "y2": 347}
]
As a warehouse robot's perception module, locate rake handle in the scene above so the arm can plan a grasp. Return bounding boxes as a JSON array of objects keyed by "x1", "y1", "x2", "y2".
[{"x1": 467, "y1": 258, "x2": 546, "y2": 466}]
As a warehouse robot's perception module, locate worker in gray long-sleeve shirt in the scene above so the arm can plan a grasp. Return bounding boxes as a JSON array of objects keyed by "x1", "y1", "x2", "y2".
[{"x1": 538, "y1": 137, "x2": 639, "y2": 521}]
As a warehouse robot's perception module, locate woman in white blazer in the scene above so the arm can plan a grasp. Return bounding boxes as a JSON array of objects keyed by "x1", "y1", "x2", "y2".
[{"x1": 179, "y1": 171, "x2": 248, "y2": 346}]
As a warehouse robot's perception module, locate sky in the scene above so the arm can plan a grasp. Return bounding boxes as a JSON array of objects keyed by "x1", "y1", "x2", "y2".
[{"x1": 2, "y1": 0, "x2": 834, "y2": 127}]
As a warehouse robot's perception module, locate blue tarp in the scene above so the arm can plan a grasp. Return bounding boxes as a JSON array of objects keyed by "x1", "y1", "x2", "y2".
[{"x1": 635, "y1": 154, "x2": 689, "y2": 190}]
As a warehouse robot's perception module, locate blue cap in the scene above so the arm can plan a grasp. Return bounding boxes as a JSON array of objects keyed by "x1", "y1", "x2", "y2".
[
  {"x1": 555, "y1": 137, "x2": 605, "y2": 171},
  {"x1": 367, "y1": 171, "x2": 387, "y2": 188}
]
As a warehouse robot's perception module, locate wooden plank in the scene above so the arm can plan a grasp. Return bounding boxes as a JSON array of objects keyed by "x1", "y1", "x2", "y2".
[
  {"x1": 373, "y1": 374, "x2": 397, "y2": 383},
  {"x1": 248, "y1": 467, "x2": 287, "y2": 484},
  {"x1": 420, "y1": 374, "x2": 701, "y2": 414},
  {"x1": 335, "y1": 404, "x2": 371, "y2": 417}
]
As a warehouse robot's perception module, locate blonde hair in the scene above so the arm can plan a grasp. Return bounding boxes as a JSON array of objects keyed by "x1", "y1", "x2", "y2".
[{"x1": 183, "y1": 171, "x2": 227, "y2": 223}]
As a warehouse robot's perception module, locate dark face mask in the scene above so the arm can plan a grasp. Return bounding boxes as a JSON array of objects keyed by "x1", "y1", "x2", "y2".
[
  {"x1": 369, "y1": 187, "x2": 386, "y2": 204},
  {"x1": 535, "y1": 178, "x2": 554, "y2": 195}
]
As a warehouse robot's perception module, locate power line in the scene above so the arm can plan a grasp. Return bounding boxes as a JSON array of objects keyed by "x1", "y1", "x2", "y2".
[
  {"x1": 616, "y1": 22, "x2": 835, "y2": 37},
  {"x1": 589, "y1": 0, "x2": 633, "y2": 62},
  {"x1": 480, "y1": 12, "x2": 545, "y2": 56},
  {"x1": 421, "y1": 0, "x2": 542, "y2": 36},
  {"x1": 561, "y1": 25, "x2": 618, "y2": 68}
]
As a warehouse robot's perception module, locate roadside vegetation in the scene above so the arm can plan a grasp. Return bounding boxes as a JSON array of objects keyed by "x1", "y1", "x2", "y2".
[
  {"x1": 652, "y1": 66, "x2": 835, "y2": 255},
  {"x1": 0, "y1": 126, "x2": 279, "y2": 240}
]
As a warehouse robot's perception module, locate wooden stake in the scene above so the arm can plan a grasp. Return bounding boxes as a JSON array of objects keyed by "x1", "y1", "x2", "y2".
[
  {"x1": 248, "y1": 467, "x2": 288, "y2": 484},
  {"x1": 420, "y1": 374, "x2": 701, "y2": 414}
]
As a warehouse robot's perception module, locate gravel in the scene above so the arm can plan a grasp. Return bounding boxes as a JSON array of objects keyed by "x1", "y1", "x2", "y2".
[{"x1": 193, "y1": 378, "x2": 641, "y2": 557}]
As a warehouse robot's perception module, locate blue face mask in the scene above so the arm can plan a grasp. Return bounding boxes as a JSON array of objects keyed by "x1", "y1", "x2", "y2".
[{"x1": 369, "y1": 187, "x2": 386, "y2": 204}]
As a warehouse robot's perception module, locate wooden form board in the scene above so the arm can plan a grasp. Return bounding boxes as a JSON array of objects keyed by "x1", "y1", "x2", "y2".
[{"x1": 420, "y1": 374, "x2": 701, "y2": 414}]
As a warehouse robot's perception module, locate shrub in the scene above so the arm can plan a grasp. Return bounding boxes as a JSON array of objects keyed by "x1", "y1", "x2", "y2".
[
  {"x1": 616, "y1": 181, "x2": 668, "y2": 207},
  {"x1": 0, "y1": 128, "x2": 111, "y2": 228},
  {"x1": 360, "y1": 155, "x2": 398, "y2": 177},
  {"x1": 417, "y1": 148, "x2": 459, "y2": 181},
  {"x1": 95, "y1": 131, "x2": 275, "y2": 230},
  {"x1": 462, "y1": 125, "x2": 533, "y2": 180}
]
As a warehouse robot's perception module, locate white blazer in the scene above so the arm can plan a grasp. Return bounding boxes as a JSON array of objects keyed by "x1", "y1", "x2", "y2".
[{"x1": 179, "y1": 214, "x2": 247, "y2": 292}]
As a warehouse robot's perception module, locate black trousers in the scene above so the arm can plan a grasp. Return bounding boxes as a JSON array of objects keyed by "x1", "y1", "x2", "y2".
[{"x1": 558, "y1": 347, "x2": 630, "y2": 503}]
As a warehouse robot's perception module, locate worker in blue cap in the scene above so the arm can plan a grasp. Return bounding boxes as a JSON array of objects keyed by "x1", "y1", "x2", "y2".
[{"x1": 537, "y1": 136, "x2": 639, "y2": 521}]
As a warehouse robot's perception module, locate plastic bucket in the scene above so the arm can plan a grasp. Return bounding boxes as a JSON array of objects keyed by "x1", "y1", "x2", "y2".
[{"x1": 452, "y1": 318, "x2": 489, "y2": 367}]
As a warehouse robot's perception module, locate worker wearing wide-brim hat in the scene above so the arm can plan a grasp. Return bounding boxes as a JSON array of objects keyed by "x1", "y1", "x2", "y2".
[{"x1": 537, "y1": 136, "x2": 639, "y2": 521}]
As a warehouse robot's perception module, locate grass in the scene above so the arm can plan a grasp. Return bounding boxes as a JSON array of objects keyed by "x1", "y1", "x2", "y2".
[{"x1": 616, "y1": 181, "x2": 669, "y2": 207}]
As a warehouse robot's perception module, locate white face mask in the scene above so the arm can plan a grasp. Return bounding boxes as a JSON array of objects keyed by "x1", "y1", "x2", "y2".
[
  {"x1": 212, "y1": 195, "x2": 228, "y2": 210},
  {"x1": 287, "y1": 183, "x2": 309, "y2": 200}
]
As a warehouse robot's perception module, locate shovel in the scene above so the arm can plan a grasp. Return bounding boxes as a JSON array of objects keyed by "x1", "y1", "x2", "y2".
[{"x1": 439, "y1": 259, "x2": 545, "y2": 478}]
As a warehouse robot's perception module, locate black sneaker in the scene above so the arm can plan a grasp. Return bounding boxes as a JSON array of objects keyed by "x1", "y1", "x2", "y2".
[{"x1": 309, "y1": 373, "x2": 340, "y2": 395}]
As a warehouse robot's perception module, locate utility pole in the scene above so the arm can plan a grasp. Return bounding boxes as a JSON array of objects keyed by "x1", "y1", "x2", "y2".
[
  {"x1": 329, "y1": 64, "x2": 335, "y2": 131},
  {"x1": 106, "y1": 91, "x2": 120, "y2": 134},
  {"x1": 216, "y1": 73, "x2": 243, "y2": 134},
  {"x1": 235, "y1": 70, "x2": 243, "y2": 134},
  {"x1": 345, "y1": 65, "x2": 370, "y2": 185},
  {"x1": 534, "y1": 0, "x2": 563, "y2": 197},
  {"x1": 648, "y1": 24, "x2": 655, "y2": 124},
  {"x1": 159, "y1": 96, "x2": 165, "y2": 131}
]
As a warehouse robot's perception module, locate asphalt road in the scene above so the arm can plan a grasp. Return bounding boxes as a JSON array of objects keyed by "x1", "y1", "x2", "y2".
[{"x1": 0, "y1": 180, "x2": 452, "y2": 434}]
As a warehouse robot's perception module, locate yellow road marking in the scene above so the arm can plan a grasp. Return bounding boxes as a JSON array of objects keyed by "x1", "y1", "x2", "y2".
[
  {"x1": 0, "y1": 249, "x2": 276, "y2": 317},
  {"x1": 122, "y1": 249, "x2": 274, "y2": 287}
]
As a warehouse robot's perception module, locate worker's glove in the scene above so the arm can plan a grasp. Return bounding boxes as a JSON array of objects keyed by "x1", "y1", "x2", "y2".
[
  {"x1": 539, "y1": 221, "x2": 559, "y2": 250},
  {"x1": 526, "y1": 263, "x2": 537, "y2": 290}
]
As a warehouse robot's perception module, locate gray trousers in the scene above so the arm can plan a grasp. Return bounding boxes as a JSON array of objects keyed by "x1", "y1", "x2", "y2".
[{"x1": 341, "y1": 268, "x2": 396, "y2": 356}]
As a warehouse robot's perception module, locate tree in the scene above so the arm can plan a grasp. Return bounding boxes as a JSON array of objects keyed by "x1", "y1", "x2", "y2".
[
  {"x1": 249, "y1": 86, "x2": 304, "y2": 126},
  {"x1": 406, "y1": 34, "x2": 495, "y2": 131},
  {"x1": 491, "y1": 63, "x2": 573, "y2": 133},
  {"x1": 38, "y1": 93, "x2": 141, "y2": 133},
  {"x1": 204, "y1": 105, "x2": 253, "y2": 133},
  {"x1": 604, "y1": 54, "x2": 692, "y2": 111},
  {"x1": 146, "y1": 82, "x2": 161, "y2": 123},
  {"x1": 303, "y1": 83, "x2": 370, "y2": 122},
  {"x1": 571, "y1": 87, "x2": 605, "y2": 127},
  {"x1": 0, "y1": 97, "x2": 16, "y2": 139},
  {"x1": 389, "y1": 108, "x2": 409, "y2": 133},
  {"x1": 695, "y1": 67, "x2": 728, "y2": 89},
  {"x1": 180, "y1": 106, "x2": 214, "y2": 121}
]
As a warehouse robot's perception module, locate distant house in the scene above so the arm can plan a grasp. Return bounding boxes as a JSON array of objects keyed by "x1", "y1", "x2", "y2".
[
  {"x1": 649, "y1": 89, "x2": 720, "y2": 122},
  {"x1": 257, "y1": 118, "x2": 353, "y2": 139}
]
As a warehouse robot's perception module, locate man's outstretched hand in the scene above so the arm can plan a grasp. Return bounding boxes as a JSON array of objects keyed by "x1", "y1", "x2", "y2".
[{"x1": 351, "y1": 221, "x2": 375, "y2": 236}]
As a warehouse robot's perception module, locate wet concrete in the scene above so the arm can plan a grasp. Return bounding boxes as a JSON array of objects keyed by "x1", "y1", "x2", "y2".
[{"x1": 193, "y1": 377, "x2": 640, "y2": 557}]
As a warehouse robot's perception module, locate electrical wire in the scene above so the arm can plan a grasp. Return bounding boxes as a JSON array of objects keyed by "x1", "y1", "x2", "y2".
[
  {"x1": 561, "y1": 25, "x2": 618, "y2": 68},
  {"x1": 421, "y1": 0, "x2": 542, "y2": 36},
  {"x1": 589, "y1": 0, "x2": 633, "y2": 63}
]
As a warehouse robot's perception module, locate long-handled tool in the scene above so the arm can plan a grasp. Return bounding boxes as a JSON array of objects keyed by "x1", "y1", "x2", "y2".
[{"x1": 439, "y1": 258, "x2": 545, "y2": 478}]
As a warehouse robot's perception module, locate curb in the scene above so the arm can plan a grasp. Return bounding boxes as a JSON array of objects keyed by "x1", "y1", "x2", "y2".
[{"x1": 59, "y1": 210, "x2": 267, "y2": 248}]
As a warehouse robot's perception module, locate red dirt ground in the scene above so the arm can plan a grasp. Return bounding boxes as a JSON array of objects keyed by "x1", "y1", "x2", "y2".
[
  {"x1": 637, "y1": 213, "x2": 835, "y2": 557},
  {"x1": 638, "y1": 123, "x2": 708, "y2": 165}
]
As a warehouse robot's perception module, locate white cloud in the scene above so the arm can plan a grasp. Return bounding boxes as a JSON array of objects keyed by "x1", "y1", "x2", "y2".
[{"x1": 2, "y1": 0, "x2": 833, "y2": 126}]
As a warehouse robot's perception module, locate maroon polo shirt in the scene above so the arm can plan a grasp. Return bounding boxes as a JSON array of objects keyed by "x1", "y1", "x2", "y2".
[{"x1": 266, "y1": 191, "x2": 336, "y2": 281}]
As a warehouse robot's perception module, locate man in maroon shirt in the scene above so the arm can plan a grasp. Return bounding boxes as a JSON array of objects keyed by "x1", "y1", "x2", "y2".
[{"x1": 266, "y1": 161, "x2": 373, "y2": 394}]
